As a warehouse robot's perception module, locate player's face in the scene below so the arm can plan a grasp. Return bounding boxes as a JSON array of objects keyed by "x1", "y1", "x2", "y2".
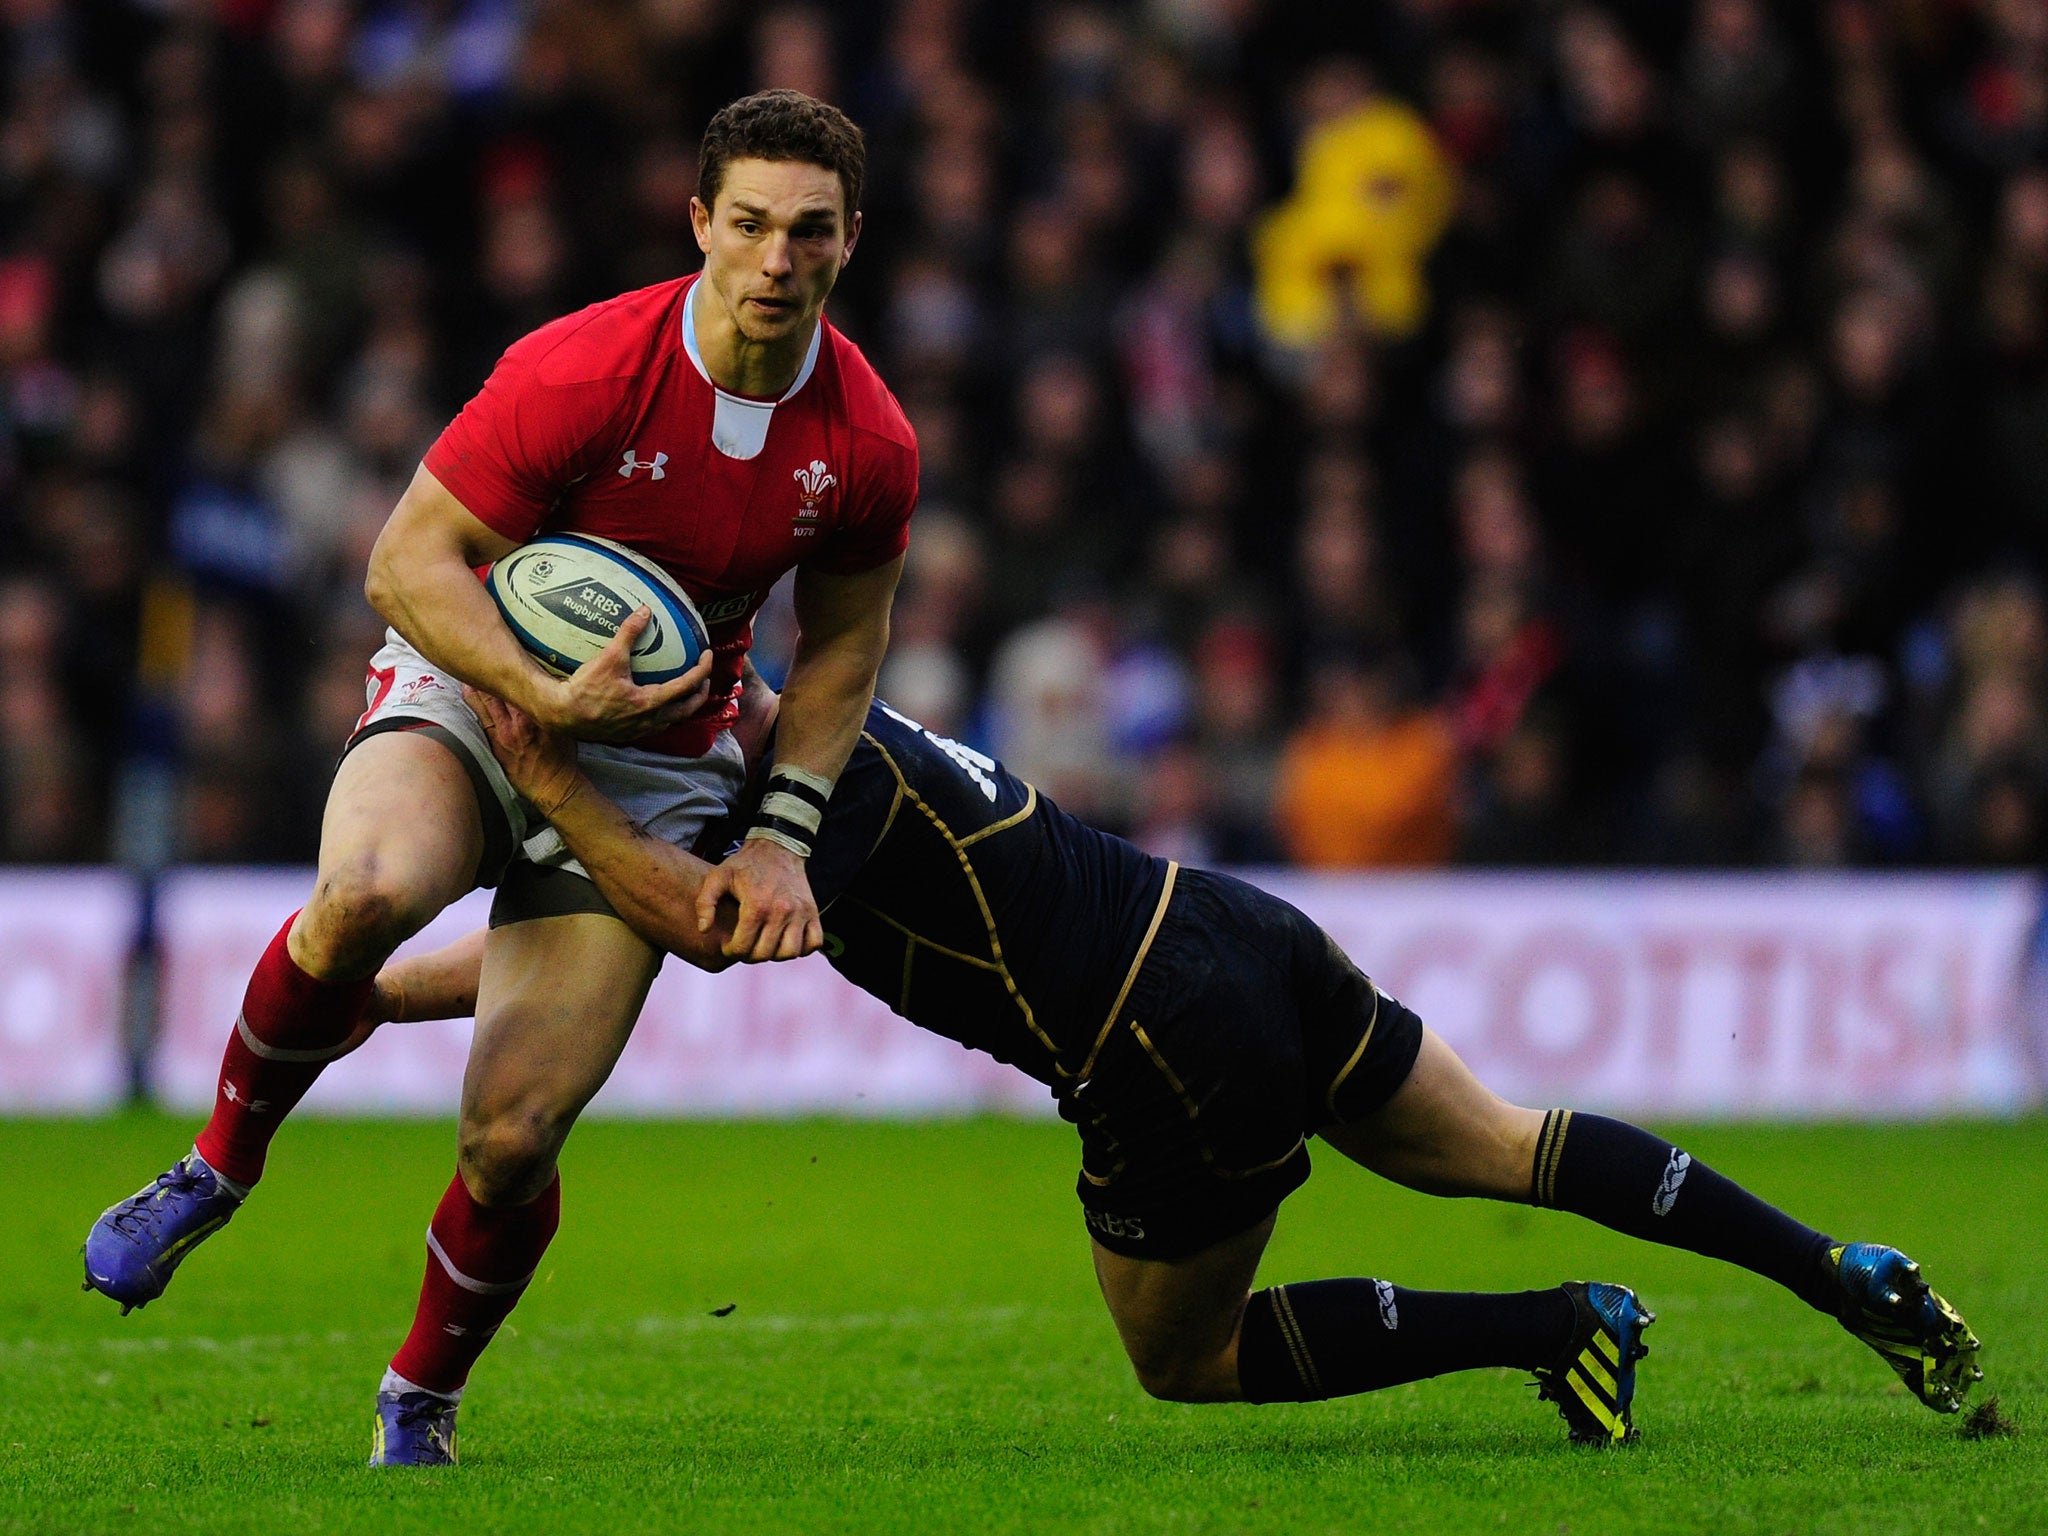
[{"x1": 692, "y1": 159, "x2": 860, "y2": 347}]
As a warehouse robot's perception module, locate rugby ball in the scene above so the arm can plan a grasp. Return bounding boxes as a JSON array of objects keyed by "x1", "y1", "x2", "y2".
[{"x1": 486, "y1": 532, "x2": 708, "y2": 684}]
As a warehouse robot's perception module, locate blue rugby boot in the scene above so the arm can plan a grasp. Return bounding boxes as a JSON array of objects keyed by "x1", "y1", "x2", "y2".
[
  {"x1": 1534, "y1": 1281, "x2": 1654, "y2": 1445},
  {"x1": 82, "y1": 1151, "x2": 244, "y2": 1314},
  {"x1": 369, "y1": 1389, "x2": 459, "y2": 1467},
  {"x1": 1830, "y1": 1242, "x2": 1982, "y2": 1413}
]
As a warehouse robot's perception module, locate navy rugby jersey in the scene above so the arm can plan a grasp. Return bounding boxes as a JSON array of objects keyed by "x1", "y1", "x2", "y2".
[{"x1": 757, "y1": 701, "x2": 1176, "y2": 1087}]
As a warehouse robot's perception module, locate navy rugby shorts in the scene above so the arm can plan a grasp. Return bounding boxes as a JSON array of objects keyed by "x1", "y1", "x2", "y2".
[{"x1": 1065, "y1": 868, "x2": 1423, "y2": 1262}]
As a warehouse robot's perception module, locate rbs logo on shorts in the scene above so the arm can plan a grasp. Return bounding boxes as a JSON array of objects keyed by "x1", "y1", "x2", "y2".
[{"x1": 1085, "y1": 1209, "x2": 1146, "y2": 1242}]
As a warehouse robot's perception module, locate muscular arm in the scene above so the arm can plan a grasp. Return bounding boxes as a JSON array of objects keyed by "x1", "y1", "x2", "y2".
[
  {"x1": 365, "y1": 465, "x2": 712, "y2": 740},
  {"x1": 357, "y1": 772, "x2": 737, "y2": 1038},
  {"x1": 530, "y1": 768, "x2": 739, "y2": 970},
  {"x1": 377, "y1": 928, "x2": 491, "y2": 1021},
  {"x1": 358, "y1": 821, "x2": 736, "y2": 1041},
  {"x1": 364, "y1": 465, "x2": 550, "y2": 713},
  {"x1": 337, "y1": 926, "x2": 496, "y2": 1055},
  {"x1": 460, "y1": 686, "x2": 738, "y2": 968},
  {"x1": 772, "y1": 555, "x2": 903, "y2": 782},
  {"x1": 733, "y1": 654, "x2": 785, "y2": 768},
  {"x1": 695, "y1": 555, "x2": 902, "y2": 959}
]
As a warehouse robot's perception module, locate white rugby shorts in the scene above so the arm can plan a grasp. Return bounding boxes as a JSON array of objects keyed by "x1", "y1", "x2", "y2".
[{"x1": 349, "y1": 630, "x2": 744, "y2": 885}]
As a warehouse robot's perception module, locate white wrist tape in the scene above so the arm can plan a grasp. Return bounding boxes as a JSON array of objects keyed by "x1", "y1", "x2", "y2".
[
  {"x1": 743, "y1": 824, "x2": 813, "y2": 858},
  {"x1": 745, "y1": 764, "x2": 835, "y2": 859},
  {"x1": 756, "y1": 789, "x2": 824, "y2": 837}
]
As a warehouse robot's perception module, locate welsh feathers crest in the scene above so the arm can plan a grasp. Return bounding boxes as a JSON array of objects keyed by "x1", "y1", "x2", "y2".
[{"x1": 794, "y1": 459, "x2": 837, "y2": 505}]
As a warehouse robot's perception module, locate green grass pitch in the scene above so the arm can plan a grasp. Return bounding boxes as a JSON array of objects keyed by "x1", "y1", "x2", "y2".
[{"x1": 2, "y1": 1114, "x2": 2041, "y2": 1535}]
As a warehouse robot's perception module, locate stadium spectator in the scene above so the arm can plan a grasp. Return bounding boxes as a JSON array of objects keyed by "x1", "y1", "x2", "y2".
[
  {"x1": 985, "y1": 585, "x2": 1125, "y2": 825},
  {"x1": 1273, "y1": 652, "x2": 1457, "y2": 868},
  {"x1": 1251, "y1": 70, "x2": 1455, "y2": 347},
  {"x1": 1183, "y1": 609, "x2": 1285, "y2": 864}
]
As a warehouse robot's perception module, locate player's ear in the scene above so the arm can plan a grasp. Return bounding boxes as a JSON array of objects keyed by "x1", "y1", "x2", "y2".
[
  {"x1": 690, "y1": 195, "x2": 713, "y2": 254},
  {"x1": 840, "y1": 208, "x2": 861, "y2": 268}
]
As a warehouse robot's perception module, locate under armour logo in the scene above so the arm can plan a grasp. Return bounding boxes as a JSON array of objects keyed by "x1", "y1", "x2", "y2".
[
  {"x1": 620, "y1": 449, "x2": 668, "y2": 480},
  {"x1": 221, "y1": 1079, "x2": 271, "y2": 1113},
  {"x1": 1652, "y1": 1148, "x2": 1692, "y2": 1216}
]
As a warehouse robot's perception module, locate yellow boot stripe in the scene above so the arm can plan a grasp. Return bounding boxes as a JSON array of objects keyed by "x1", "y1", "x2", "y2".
[
  {"x1": 1578, "y1": 1348, "x2": 1618, "y2": 1400},
  {"x1": 1589, "y1": 1328, "x2": 1621, "y2": 1370},
  {"x1": 1568, "y1": 1372, "x2": 1621, "y2": 1436}
]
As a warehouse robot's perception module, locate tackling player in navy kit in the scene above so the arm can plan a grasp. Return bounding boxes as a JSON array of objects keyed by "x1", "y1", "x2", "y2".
[{"x1": 366, "y1": 679, "x2": 1983, "y2": 1452}]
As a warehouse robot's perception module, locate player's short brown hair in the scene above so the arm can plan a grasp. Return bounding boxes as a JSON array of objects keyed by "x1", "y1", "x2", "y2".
[{"x1": 699, "y1": 90, "x2": 865, "y2": 220}]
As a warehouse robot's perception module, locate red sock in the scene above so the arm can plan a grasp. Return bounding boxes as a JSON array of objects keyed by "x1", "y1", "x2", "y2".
[
  {"x1": 390, "y1": 1171, "x2": 562, "y2": 1396},
  {"x1": 193, "y1": 912, "x2": 372, "y2": 1188}
]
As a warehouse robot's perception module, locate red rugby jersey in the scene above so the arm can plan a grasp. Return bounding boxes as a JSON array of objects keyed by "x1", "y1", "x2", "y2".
[{"x1": 425, "y1": 273, "x2": 918, "y2": 756}]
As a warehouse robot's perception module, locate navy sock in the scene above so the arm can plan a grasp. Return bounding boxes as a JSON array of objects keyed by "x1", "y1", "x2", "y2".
[
  {"x1": 1237, "y1": 1280, "x2": 1575, "y2": 1403},
  {"x1": 1533, "y1": 1111, "x2": 1838, "y2": 1313}
]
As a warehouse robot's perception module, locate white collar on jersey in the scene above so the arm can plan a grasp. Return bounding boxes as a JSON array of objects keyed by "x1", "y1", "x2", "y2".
[{"x1": 682, "y1": 277, "x2": 824, "y2": 461}]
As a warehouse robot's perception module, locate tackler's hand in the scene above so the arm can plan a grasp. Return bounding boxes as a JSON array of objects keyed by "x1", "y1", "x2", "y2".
[
  {"x1": 695, "y1": 836, "x2": 823, "y2": 963},
  {"x1": 464, "y1": 685, "x2": 584, "y2": 819}
]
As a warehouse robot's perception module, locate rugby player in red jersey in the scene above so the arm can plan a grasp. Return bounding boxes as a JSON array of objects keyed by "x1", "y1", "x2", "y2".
[{"x1": 83, "y1": 92, "x2": 917, "y2": 1462}]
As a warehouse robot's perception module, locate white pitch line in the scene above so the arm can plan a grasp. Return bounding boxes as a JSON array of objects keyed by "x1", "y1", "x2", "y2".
[{"x1": 1, "y1": 1306, "x2": 1096, "y2": 1359}]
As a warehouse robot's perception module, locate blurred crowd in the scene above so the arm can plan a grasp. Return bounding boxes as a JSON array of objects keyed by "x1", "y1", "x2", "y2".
[{"x1": 3, "y1": 0, "x2": 2047, "y2": 870}]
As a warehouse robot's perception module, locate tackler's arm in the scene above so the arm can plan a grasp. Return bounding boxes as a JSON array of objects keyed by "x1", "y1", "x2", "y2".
[{"x1": 460, "y1": 686, "x2": 742, "y2": 971}]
